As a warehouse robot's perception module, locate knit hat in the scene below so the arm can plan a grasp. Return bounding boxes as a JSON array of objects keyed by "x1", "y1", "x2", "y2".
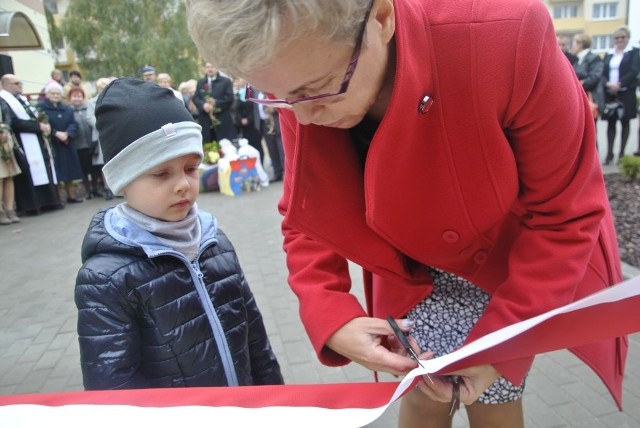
[{"x1": 96, "y1": 78, "x2": 203, "y2": 195}]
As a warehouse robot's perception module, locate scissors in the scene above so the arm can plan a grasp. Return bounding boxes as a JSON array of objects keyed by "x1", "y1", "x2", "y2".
[
  {"x1": 386, "y1": 317, "x2": 460, "y2": 415},
  {"x1": 386, "y1": 316, "x2": 432, "y2": 384}
]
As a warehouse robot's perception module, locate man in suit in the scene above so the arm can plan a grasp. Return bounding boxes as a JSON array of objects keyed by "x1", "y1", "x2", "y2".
[{"x1": 192, "y1": 62, "x2": 237, "y2": 144}]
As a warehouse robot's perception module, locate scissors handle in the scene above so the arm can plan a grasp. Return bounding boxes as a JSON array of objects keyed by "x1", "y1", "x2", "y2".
[{"x1": 386, "y1": 316, "x2": 412, "y2": 350}]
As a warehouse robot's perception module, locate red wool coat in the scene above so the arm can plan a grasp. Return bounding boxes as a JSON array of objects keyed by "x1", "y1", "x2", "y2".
[{"x1": 277, "y1": 0, "x2": 626, "y2": 407}]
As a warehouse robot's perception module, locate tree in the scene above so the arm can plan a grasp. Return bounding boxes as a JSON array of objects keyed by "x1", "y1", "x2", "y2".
[{"x1": 61, "y1": 0, "x2": 201, "y2": 85}]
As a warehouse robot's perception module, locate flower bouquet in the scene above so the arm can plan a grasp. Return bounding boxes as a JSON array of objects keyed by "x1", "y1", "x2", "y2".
[{"x1": 201, "y1": 83, "x2": 221, "y2": 127}]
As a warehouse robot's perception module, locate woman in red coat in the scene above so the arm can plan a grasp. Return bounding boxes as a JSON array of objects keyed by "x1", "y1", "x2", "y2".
[{"x1": 187, "y1": 0, "x2": 625, "y2": 426}]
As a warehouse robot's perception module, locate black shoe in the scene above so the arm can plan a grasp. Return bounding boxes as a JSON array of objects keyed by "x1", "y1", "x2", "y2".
[
  {"x1": 603, "y1": 153, "x2": 613, "y2": 165},
  {"x1": 93, "y1": 190, "x2": 104, "y2": 197},
  {"x1": 67, "y1": 197, "x2": 84, "y2": 203},
  {"x1": 105, "y1": 190, "x2": 114, "y2": 200}
]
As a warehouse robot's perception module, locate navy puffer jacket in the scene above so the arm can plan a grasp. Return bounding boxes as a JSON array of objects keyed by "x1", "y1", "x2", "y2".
[{"x1": 75, "y1": 208, "x2": 283, "y2": 390}]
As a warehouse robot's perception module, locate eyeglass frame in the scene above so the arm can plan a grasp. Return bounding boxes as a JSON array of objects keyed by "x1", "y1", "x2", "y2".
[{"x1": 245, "y1": 0, "x2": 373, "y2": 109}]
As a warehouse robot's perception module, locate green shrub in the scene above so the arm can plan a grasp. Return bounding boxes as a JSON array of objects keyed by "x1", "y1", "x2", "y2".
[{"x1": 619, "y1": 155, "x2": 640, "y2": 181}]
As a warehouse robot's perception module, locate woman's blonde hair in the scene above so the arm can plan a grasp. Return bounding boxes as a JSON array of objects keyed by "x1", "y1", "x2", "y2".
[
  {"x1": 186, "y1": 0, "x2": 370, "y2": 77},
  {"x1": 573, "y1": 33, "x2": 592, "y2": 49},
  {"x1": 613, "y1": 26, "x2": 631, "y2": 38}
]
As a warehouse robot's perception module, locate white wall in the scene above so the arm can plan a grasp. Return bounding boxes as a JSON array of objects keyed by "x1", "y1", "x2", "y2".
[
  {"x1": 629, "y1": 0, "x2": 640, "y2": 47},
  {"x1": 0, "y1": 0, "x2": 56, "y2": 97}
]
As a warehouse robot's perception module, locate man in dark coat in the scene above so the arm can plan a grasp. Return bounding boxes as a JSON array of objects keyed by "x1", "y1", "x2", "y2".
[
  {"x1": 0, "y1": 74, "x2": 61, "y2": 214},
  {"x1": 192, "y1": 62, "x2": 237, "y2": 144}
]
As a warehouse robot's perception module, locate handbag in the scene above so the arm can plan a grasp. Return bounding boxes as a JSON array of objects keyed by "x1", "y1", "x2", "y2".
[{"x1": 602, "y1": 101, "x2": 624, "y2": 121}]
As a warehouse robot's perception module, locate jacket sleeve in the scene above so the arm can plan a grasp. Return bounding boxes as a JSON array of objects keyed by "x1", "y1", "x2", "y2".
[
  {"x1": 620, "y1": 49, "x2": 640, "y2": 89},
  {"x1": 582, "y1": 55, "x2": 603, "y2": 92},
  {"x1": 216, "y1": 78, "x2": 235, "y2": 110},
  {"x1": 75, "y1": 263, "x2": 147, "y2": 390},
  {"x1": 463, "y1": 0, "x2": 610, "y2": 383},
  {"x1": 277, "y1": 111, "x2": 368, "y2": 367},
  {"x1": 192, "y1": 80, "x2": 206, "y2": 112},
  {"x1": 65, "y1": 108, "x2": 78, "y2": 138}
]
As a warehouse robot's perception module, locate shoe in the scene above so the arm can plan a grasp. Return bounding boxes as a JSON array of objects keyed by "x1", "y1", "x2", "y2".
[
  {"x1": 7, "y1": 210, "x2": 20, "y2": 223},
  {"x1": 105, "y1": 190, "x2": 114, "y2": 200},
  {"x1": 67, "y1": 197, "x2": 84, "y2": 203},
  {"x1": 86, "y1": 193, "x2": 93, "y2": 200},
  {"x1": 0, "y1": 212, "x2": 11, "y2": 225},
  {"x1": 603, "y1": 153, "x2": 614, "y2": 165},
  {"x1": 93, "y1": 190, "x2": 104, "y2": 197}
]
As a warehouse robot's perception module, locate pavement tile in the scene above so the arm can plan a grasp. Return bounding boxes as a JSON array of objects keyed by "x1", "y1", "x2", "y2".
[{"x1": 1, "y1": 152, "x2": 639, "y2": 427}]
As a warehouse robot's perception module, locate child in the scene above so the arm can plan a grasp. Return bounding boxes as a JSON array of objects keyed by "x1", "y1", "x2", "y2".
[{"x1": 75, "y1": 78, "x2": 283, "y2": 390}]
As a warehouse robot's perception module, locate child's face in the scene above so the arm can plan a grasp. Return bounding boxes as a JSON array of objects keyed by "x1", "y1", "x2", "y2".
[{"x1": 123, "y1": 154, "x2": 201, "y2": 221}]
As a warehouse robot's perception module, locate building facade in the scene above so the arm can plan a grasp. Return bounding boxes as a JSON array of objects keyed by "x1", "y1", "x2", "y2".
[
  {"x1": 0, "y1": 0, "x2": 55, "y2": 97},
  {"x1": 543, "y1": 0, "x2": 639, "y2": 52}
]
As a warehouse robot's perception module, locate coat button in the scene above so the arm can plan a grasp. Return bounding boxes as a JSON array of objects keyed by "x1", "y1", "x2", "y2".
[
  {"x1": 442, "y1": 230, "x2": 459, "y2": 243},
  {"x1": 473, "y1": 250, "x2": 488, "y2": 265},
  {"x1": 418, "y1": 95, "x2": 434, "y2": 114}
]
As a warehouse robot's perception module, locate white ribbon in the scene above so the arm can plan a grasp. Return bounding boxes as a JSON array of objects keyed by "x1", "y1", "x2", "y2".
[{"x1": 1, "y1": 275, "x2": 639, "y2": 427}]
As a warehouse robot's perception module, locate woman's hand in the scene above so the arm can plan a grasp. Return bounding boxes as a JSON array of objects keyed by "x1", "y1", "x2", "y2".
[
  {"x1": 606, "y1": 81, "x2": 621, "y2": 94},
  {"x1": 326, "y1": 317, "x2": 429, "y2": 376},
  {"x1": 55, "y1": 131, "x2": 69, "y2": 143},
  {"x1": 416, "y1": 364, "x2": 500, "y2": 405}
]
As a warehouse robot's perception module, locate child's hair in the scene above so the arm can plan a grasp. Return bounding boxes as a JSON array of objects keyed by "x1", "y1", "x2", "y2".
[{"x1": 95, "y1": 78, "x2": 203, "y2": 196}]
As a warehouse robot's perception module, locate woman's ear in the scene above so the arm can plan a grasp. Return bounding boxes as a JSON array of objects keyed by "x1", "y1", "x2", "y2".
[{"x1": 373, "y1": 0, "x2": 395, "y2": 44}]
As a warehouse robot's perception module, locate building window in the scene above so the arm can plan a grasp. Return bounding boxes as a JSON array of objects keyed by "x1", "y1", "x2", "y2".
[
  {"x1": 593, "y1": 2, "x2": 618, "y2": 19},
  {"x1": 592, "y1": 35, "x2": 613, "y2": 51},
  {"x1": 553, "y1": 4, "x2": 578, "y2": 19},
  {"x1": 43, "y1": 0, "x2": 58, "y2": 14}
]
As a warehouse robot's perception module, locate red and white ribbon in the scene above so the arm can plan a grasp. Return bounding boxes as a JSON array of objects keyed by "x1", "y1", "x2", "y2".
[{"x1": 1, "y1": 275, "x2": 639, "y2": 427}]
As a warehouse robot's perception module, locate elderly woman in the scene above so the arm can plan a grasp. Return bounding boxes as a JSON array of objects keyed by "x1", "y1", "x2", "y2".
[
  {"x1": 187, "y1": 1, "x2": 624, "y2": 427},
  {"x1": 38, "y1": 82, "x2": 83, "y2": 203},
  {"x1": 602, "y1": 26, "x2": 640, "y2": 164}
]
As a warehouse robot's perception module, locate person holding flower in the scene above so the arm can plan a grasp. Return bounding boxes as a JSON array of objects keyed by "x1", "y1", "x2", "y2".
[
  {"x1": 0, "y1": 74, "x2": 61, "y2": 215},
  {"x1": 193, "y1": 62, "x2": 237, "y2": 144},
  {"x1": 38, "y1": 82, "x2": 84, "y2": 203},
  {"x1": 0, "y1": 101, "x2": 21, "y2": 224}
]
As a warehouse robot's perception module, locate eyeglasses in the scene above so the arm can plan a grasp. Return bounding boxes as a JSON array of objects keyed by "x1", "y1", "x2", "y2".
[{"x1": 246, "y1": 1, "x2": 373, "y2": 109}]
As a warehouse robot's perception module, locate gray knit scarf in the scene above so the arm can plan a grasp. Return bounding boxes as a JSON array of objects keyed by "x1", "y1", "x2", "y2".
[{"x1": 115, "y1": 202, "x2": 202, "y2": 261}]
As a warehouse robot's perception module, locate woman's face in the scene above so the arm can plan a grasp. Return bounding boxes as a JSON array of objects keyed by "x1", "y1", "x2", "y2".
[
  {"x1": 244, "y1": 3, "x2": 394, "y2": 129},
  {"x1": 613, "y1": 30, "x2": 629, "y2": 51},
  {"x1": 46, "y1": 89, "x2": 63, "y2": 104},
  {"x1": 571, "y1": 38, "x2": 582, "y2": 55}
]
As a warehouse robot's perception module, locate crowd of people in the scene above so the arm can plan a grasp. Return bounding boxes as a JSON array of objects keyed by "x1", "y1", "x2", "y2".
[
  {"x1": 558, "y1": 26, "x2": 640, "y2": 165},
  {"x1": 0, "y1": 63, "x2": 284, "y2": 223}
]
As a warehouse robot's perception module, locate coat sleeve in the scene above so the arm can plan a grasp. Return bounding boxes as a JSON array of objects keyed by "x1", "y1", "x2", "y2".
[
  {"x1": 75, "y1": 262, "x2": 148, "y2": 390},
  {"x1": 582, "y1": 55, "x2": 604, "y2": 92},
  {"x1": 463, "y1": 0, "x2": 612, "y2": 383},
  {"x1": 216, "y1": 78, "x2": 235, "y2": 110},
  {"x1": 192, "y1": 79, "x2": 206, "y2": 112},
  {"x1": 277, "y1": 111, "x2": 368, "y2": 367}
]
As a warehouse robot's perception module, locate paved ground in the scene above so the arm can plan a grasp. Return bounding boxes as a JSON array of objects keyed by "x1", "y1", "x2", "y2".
[{"x1": 1, "y1": 119, "x2": 639, "y2": 427}]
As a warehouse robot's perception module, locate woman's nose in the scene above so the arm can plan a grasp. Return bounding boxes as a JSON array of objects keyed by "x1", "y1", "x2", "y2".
[{"x1": 292, "y1": 103, "x2": 322, "y2": 125}]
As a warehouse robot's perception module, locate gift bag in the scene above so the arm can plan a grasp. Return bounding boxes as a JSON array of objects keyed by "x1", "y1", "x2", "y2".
[
  {"x1": 229, "y1": 156, "x2": 260, "y2": 195},
  {"x1": 218, "y1": 156, "x2": 260, "y2": 196}
]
